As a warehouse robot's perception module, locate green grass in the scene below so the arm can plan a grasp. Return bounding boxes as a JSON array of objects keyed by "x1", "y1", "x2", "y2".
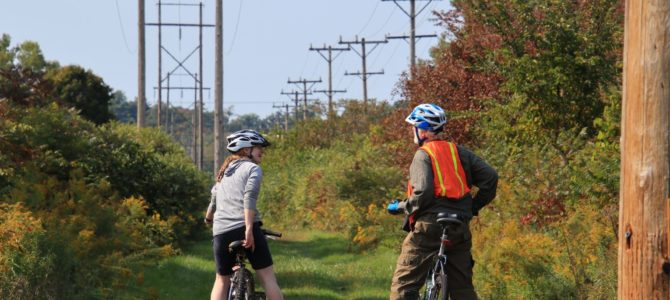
[{"x1": 132, "y1": 230, "x2": 399, "y2": 300}]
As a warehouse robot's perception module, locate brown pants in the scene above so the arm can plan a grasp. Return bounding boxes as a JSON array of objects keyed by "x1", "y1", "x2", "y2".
[{"x1": 390, "y1": 215, "x2": 477, "y2": 300}]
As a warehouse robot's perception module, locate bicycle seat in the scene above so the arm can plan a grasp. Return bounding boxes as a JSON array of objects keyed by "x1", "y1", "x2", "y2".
[
  {"x1": 228, "y1": 240, "x2": 245, "y2": 253},
  {"x1": 436, "y1": 212, "x2": 464, "y2": 227}
]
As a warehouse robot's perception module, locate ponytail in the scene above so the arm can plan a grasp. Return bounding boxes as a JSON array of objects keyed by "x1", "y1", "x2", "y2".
[{"x1": 216, "y1": 148, "x2": 251, "y2": 182}]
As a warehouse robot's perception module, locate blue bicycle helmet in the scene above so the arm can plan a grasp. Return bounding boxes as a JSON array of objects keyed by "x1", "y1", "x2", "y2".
[{"x1": 405, "y1": 103, "x2": 447, "y2": 132}]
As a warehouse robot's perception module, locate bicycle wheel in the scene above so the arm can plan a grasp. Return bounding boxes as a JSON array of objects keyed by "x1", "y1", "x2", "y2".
[
  {"x1": 229, "y1": 268, "x2": 255, "y2": 300},
  {"x1": 424, "y1": 268, "x2": 448, "y2": 300},
  {"x1": 435, "y1": 269, "x2": 447, "y2": 300}
]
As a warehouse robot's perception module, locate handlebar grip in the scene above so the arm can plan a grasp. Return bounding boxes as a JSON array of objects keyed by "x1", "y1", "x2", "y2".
[{"x1": 262, "y1": 229, "x2": 282, "y2": 238}]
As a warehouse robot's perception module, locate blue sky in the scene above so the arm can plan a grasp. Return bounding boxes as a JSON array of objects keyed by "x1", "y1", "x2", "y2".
[{"x1": 1, "y1": 0, "x2": 451, "y2": 118}]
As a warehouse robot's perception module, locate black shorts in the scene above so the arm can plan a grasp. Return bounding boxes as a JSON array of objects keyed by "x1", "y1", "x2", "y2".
[{"x1": 212, "y1": 223, "x2": 273, "y2": 276}]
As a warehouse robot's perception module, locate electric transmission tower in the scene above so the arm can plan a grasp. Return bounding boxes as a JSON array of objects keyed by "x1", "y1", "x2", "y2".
[{"x1": 144, "y1": 1, "x2": 214, "y2": 170}]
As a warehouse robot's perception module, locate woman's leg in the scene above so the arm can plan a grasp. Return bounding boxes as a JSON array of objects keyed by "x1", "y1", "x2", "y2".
[
  {"x1": 210, "y1": 273, "x2": 231, "y2": 300},
  {"x1": 256, "y1": 266, "x2": 283, "y2": 300}
]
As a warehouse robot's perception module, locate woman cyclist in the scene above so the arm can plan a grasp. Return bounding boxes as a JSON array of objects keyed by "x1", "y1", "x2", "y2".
[{"x1": 205, "y1": 129, "x2": 283, "y2": 300}]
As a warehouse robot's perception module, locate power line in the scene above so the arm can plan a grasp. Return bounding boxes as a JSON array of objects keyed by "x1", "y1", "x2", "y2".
[
  {"x1": 114, "y1": 0, "x2": 133, "y2": 54},
  {"x1": 226, "y1": 0, "x2": 244, "y2": 54},
  {"x1": 358, "y1": 1, "x2": 381, "y2": 35},
  {"x1": 381, "y1": 37, "x2": 404, "y2": 73},
  {"x1": 369, "y1": 5, "x2": 398, "y2": 37}
]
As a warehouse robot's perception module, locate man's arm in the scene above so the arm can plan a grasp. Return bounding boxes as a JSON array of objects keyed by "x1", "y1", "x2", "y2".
[
  {"x1": 469, "y1": 152, "x2": 498, "y2": 216},
  {"x1": 398, "y1": 150, "x2": 434, "y2": 215}
]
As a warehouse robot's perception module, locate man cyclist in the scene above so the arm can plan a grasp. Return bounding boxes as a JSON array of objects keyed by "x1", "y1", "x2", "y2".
[{"x1": 388, "y1": 103, "x2": 498, "y2": 300}]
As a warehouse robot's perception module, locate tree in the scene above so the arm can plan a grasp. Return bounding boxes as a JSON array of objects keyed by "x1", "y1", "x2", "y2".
[
  {"x1": 109, "y1": 90, "x2": 136, "y2": 124},
  {"x1": 228, "y1": 113, "x2": 265, "y2": 132},
  {"x1": 46, "y1": 65, "x2": 113, "y2": 125},
  {"x1": 0, "y1": 34, "x2": 12, "y2": 69},
  {"x1": 0, "y1": 34, "x2": 59, "y2": 73},
  {"x1": 0, "y1": 35, "x2": 54, "y2": 107},
  {"x1": 463, "y1": 0, "x2": 623, "y2": 160}
]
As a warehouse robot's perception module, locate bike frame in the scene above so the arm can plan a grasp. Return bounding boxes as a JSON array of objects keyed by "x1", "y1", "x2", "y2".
[
  {"x1": 227, "y1": 229, "x2": 281, "y2": 300},
  {"x1": 227, "y1": 251, "x2": 252, "y2": 300},
  {"x1": 424, "y1": 226, "x2": 451, "y2": 300}
]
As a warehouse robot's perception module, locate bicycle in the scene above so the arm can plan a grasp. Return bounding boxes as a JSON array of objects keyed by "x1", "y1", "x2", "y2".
[
  {"x1": 227, "y1": 228, "x2": 282, "y2": 300},
  {"x1": 422, "y1": 212, "x2": 465, "y2": 300}
]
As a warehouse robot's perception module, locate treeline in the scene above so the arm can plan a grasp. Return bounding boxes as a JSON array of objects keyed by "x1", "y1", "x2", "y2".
[
  {"x1": 260, "y1": 0, "x2": 622, "y2": 299},
  {"x1": 0, "y1": 34, "x2": 210, "y2": 298},
  {"x1": 111, "y1": 83, "x2": 309, "y2": 174}
]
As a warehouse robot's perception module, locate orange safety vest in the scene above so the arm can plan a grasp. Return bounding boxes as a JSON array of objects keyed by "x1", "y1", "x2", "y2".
[{"x1": 407, "y1": 141, "x2": 470, "y2": 227}]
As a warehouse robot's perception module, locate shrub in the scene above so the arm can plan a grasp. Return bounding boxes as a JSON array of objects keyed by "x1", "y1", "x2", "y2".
[{"x1": 0, "y1": 103, "x2": 207, "y2": 297}]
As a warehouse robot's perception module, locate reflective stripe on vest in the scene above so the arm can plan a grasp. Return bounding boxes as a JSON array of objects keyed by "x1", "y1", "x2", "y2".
[
  {"x1": 407, "y1": 141, "x2": 470, "y2": 200},
  {"x1": 405, "y1": 141, "x2": 470, "y2": 230}
]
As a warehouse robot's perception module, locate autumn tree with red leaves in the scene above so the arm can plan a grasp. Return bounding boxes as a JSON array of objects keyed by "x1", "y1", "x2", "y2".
[{"x1": 378, "y1": 3, "x2": 504, "y2": 168}]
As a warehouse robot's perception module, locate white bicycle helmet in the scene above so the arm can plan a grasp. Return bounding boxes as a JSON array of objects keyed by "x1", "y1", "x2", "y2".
[
  {"x1": 405, "y1": 103, "x2": 447, "y2": 132},
  {"x1": 226, "y1": 129, "x2": 271, "y2": 153}
]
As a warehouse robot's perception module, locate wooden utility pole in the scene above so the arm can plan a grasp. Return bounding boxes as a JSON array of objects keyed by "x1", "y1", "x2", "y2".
[
  {"x1": 283, "y1": 103, "x2": 289, "y2": 131},
  {"x1": 157, "y1": 0, "x2": 163, "y2": 128},
  {"x1": 309, "y1": 44, "x2": 349, "y2": 119},
  {"x1": 339, "y1": 36, "x2": 387, "y2": 111},
  {"x1": 382, "y1": 0, "x2": 439, "y2": 72},
  {"x1": 281, "y1": 90, "x2": 304, "y2": 121},
  {"x1": 214, "y1": 0, "x2": 224, "y2": 174},
  {"x1": 287, "y1": 78, "x2": 322, "y2": 120},
  {"x1": 273, "y1": 103, "x2": 293, "y2": 131},
  {"x1": 198, "y1": 2, "x2": 204, "y2": 170},
  {"x1": 619, "y1": 0, "x2": 670, "y2": 298},
  {"x1": 138, "y1": 0, "x2": 146, "y2": 128}
]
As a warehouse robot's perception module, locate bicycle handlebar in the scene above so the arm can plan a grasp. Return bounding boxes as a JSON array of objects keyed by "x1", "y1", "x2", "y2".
[{"x1": 262, "y1": 228, "x2": 282, "y2": 238}]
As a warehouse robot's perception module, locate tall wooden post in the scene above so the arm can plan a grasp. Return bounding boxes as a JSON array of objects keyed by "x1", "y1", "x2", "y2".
[
  {"x1": 157, "y1": 0, "x2": 162, "y2": 128},
  {"x1": 198, "y1": 2, "x2": 204, "y2": 170},
  {"x1": 137, "y1": 0, "x2": 146, "y2": 128},
  {"x1": 214, "y1": 0, "x2": 224, "y2": 174},
  {"x1": 619, "y1": 0, "x2": 670, "y2": 298}
]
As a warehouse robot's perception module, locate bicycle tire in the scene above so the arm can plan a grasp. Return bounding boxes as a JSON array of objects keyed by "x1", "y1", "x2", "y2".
[
  {"x1": 424, "y1": 268, "x2": 448, "y2": 300},
  {"x1": 230, "y1": 268, "x2": 255, "y2": 300},
  {"x1": 436, "y1": 269, "x2": 447, "y2": 300}
]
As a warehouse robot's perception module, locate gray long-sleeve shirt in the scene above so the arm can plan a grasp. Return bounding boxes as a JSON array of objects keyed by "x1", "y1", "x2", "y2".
[
  {"x1": 399, "y1": 143, "x2": 498, "y2": 219},
  {"x1": 208, "y1": 159, "x2": 263, "y2": 236}
]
